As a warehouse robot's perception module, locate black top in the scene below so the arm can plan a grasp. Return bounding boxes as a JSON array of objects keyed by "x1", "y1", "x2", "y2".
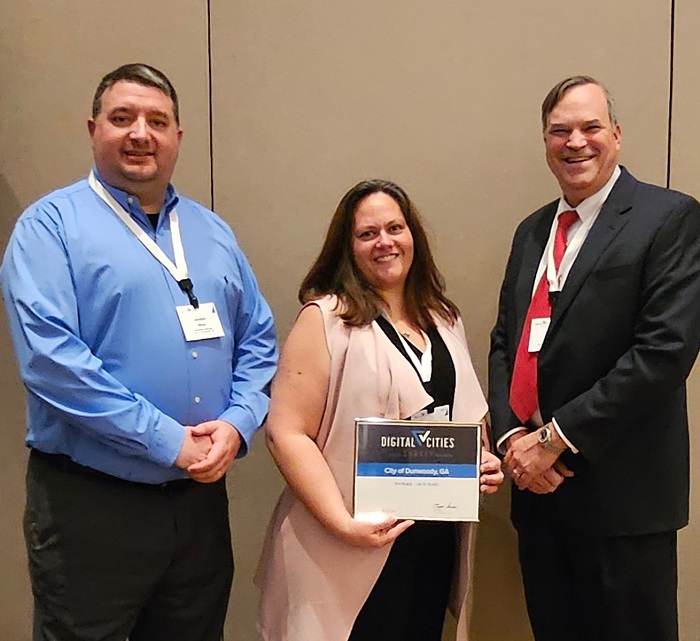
[{"x1": 375, "y1": 316, "x2": 456, "y2": 418}]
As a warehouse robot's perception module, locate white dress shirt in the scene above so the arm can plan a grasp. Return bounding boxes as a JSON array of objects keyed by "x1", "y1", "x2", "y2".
[{"x1": 498, "y1": 165, "x2": 621, "y2": 454}]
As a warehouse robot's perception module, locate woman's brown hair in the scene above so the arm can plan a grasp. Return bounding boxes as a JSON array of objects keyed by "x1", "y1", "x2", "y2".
[{"x1": 299, "y1": 179, "x2": 459, "y2": 329}]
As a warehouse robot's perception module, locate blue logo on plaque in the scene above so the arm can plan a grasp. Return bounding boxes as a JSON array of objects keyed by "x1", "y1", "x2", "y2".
[{"x1": 411, "y1": 429, "x2": 431, "y2": 447}]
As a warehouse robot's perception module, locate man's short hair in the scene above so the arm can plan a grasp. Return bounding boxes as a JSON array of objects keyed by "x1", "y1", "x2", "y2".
[
  {"x1": 541, "y1": 75, "x2": 617, "y2": 131},
  {"x1": 92, "y1": 63, "x2": 179, "y2": 125}
]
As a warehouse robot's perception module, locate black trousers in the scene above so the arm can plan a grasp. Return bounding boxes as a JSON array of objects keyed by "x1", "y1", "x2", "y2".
[
  {"x1": 26, "y1": 450, "x2": 234, "y2": 641},
  {"x1": 517, "y1": 501, "x2": 678, "y2": 641},
  {"x1": 349, "y1": 521, "x2": 456, "y2": 641}
]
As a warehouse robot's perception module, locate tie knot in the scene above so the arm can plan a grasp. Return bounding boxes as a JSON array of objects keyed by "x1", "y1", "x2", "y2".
[{"x1": 558, "y1": 210, "x2": 579, "y2": 233}]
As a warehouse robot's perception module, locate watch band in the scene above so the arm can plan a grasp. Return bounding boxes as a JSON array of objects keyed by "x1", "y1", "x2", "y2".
[{"x1": 538, "y1": 426, "x2": 567, "y2": 455}]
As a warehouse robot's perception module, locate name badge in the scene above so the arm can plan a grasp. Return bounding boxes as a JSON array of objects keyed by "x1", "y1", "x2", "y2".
[
  {"x1": 411, "y1": 404, "x2": 450, "y2": 422},
  {"x1": 528, "y1": 317, "x2": 551, "y2": 353},
  {"x1": 176, "y1": 302, "x2": 226, "y2": 342}
]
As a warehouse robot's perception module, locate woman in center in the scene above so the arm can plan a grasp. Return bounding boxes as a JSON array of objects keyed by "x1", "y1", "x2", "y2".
[{"x1": 257, "y1": 179, "x2": 503, "y2": 641}]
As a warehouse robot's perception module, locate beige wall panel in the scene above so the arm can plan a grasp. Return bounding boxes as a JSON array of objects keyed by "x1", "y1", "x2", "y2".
[
  {"x1": 669, "y1": 1, "x2": 700, "y2": 639},
  {"x1": 0, "y1": 2, "x2": 210, "y2": 639},
  {"x1": 0, "y1": 2, "x2": 211, "y2": 214},
  {"x1": 211, "y1": 2, "x2": 673, "y2": 640}
]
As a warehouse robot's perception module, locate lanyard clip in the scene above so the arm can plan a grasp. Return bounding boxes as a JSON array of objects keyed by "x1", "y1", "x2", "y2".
[{"x1": 178, "y1": 278, "x2": 199, "y2": 309}]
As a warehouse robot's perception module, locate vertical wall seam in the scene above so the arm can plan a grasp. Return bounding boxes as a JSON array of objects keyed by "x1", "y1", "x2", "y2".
[
  {"x1": 207, "y1": 0, "x2": 215, "y2": 210},
  {"x1": 666, "y1": 0, "x2": 675, "y2": 189}
]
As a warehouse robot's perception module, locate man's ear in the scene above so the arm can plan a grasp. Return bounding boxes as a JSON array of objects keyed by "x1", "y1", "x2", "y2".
[{"x1": 613, "y1": 123, "x2": 622, "y2": 149}]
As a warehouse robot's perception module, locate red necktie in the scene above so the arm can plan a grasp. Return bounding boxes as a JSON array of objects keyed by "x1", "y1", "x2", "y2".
[{"x1": 509, "y1": 210, "x2": 579, "y2": 423}]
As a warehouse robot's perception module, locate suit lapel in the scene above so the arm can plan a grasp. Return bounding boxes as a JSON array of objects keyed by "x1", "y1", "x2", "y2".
[{"x1": 548, "y1": 169, "x2": 636, "y2": 333}]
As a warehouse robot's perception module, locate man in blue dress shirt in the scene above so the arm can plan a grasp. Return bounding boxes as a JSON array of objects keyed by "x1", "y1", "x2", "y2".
[{"x1": 1, "y1": 63, "x2": 278, "y2": 641}]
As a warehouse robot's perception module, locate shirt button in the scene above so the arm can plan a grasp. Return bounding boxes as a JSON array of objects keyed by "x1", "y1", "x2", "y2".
[
  {"x1": 127, "y1": 196, "x2": 133, "y2": 205},
  {"x1": 191, "y1": 351, "x2": 198, "y2": 359},
  {"x1": 194, "y1": 396, "x2": 201, "y2": 404}
]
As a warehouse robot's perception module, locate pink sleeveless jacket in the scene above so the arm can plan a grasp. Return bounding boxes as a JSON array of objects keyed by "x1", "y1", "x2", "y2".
[{"x1": 256, "y1": 296, "x2": 488, "y2": 641}]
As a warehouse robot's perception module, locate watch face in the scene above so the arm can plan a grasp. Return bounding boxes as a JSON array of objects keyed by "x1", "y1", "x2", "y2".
[{"x1": 538, "y1": 428, "x2": 550, "y2": 443}]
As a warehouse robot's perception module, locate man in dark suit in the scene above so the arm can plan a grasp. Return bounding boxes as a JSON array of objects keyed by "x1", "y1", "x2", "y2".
[{"x1": 489, "y1": 75, "x2": 700, "y2": 641}]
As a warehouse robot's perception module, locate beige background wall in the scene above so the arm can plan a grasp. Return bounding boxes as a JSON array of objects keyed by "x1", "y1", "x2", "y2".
[
  {"x1": 1, "y1": 1, "x2": 698, "y2": 640},
  {"x1": 669, "y1": 1, "x2": 700, "y2": 638}
]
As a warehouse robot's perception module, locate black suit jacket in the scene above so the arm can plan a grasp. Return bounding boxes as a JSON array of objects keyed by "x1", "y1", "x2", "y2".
[{"x1": 489, "y1": 168, "x2": 700, "y2": 536}]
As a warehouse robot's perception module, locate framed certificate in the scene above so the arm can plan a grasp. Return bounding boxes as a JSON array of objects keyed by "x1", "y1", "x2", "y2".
[{"x1": 353, "y1": 418, "x2": 481, "y2": 522}]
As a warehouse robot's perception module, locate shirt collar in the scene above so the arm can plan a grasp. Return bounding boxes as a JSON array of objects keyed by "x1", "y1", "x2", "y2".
[
  {"x1": 91, "y1": 167, "x2": 179, "y2": 215},
  {"x1": 556, "y1": 165, "x2": 621, "y2": 222}
]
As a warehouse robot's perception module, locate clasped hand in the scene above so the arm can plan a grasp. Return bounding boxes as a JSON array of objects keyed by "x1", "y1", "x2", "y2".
[
  {"x1": 175, "y1": 420, "x2": 242, "y2": 483},
  {"x1": 503, "y1": 429, "x2": 573, "y2": 494}
]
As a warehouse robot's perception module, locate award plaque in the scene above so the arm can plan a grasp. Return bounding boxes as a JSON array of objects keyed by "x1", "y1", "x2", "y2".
[{"x1": 353, "y1": 418, "x2": 481, "y2": 522}]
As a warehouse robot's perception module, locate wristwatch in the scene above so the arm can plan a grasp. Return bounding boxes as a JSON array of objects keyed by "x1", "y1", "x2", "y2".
[{"x1": 537, "y1": 426, "x2": 567, "y2": 455}]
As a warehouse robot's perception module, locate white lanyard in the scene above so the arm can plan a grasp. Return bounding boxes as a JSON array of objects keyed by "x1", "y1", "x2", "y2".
[
  {"x1": 399, "y1": 332, "x2": 432, "y2": 382},
  {"x1": 545, "y1": 240, "x2": 564, "y2": 293},
  {"x1": 544, "y1": 213, "x2": 581, "y2": 293},
  {"x1": 390, "y1": 321, "x2": 433, "y2": 383},
  {"x1": 88, "y1": 171, "x2": 198, "y2": 307}
]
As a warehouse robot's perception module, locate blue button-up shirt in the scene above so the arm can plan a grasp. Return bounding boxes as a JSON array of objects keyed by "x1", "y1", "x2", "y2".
[{"x1": 1, "y1": 171, "x2": 278, "y2": 483}]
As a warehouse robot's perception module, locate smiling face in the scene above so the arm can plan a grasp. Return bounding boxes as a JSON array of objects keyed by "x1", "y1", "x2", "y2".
[
  {"x1": 87, "y1": 80, "x2": 182, "y2": 210},
  {"x1": 544, "y1": 83, "x2": 621, "y2": 207},
  {"x1": 352, "y1": 191, "x2": 414, "y2": 296}
]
